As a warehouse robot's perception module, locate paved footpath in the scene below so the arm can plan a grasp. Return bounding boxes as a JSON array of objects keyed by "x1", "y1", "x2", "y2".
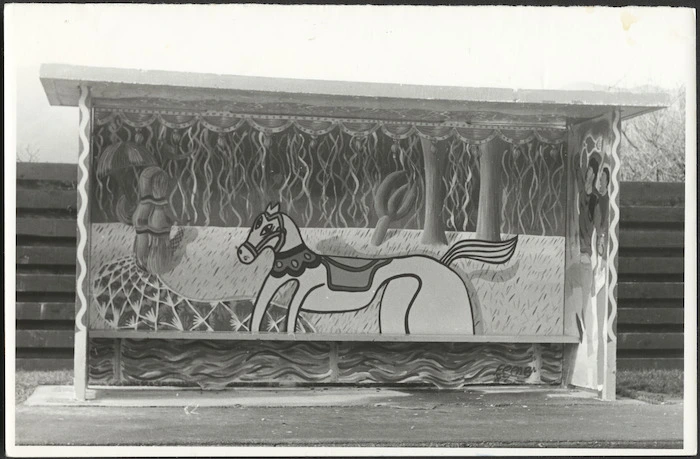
[{"x1": 15, "y1": 386, "x2": 683, "y2": 448}]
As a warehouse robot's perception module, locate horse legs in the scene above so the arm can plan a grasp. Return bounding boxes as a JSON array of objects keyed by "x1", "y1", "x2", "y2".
[
  {"x1": 379, "y1": 270, "x2": 475, "y2": 335},
  {"x1": 286, "y1": 282, "x2": 327, "y2": 334},
  {"x1": 379, "y1": 275, "x2": 422, "y2": 334}
]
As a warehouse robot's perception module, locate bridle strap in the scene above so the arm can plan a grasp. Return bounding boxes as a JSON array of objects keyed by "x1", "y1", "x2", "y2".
[{"x1": 243, "y1": 213, "x2": 287, "y2": 257}]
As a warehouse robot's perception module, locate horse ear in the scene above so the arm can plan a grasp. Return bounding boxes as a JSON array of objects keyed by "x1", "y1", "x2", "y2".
[{"x1": 267, "y1": 202, "x2": 280, "y2": 214}]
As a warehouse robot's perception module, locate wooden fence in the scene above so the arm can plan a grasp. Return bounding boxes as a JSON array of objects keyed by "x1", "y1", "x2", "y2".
[
  {"x1": 16, "y1": 163, "x2": 78, "y2": 370},
  {"x1": 15, "y1": 163, "x2": 685, "y2": 371},
  {"x1": 616, "y1": 182, "x2": 685, "y2": 370}
]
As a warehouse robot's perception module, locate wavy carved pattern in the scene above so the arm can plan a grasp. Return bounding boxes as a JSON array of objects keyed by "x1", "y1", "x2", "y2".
[
  {"x1": 88, "y1": 338, "x2": 118, "y2": 384},
  {"x1": 118, "y1": 339, "x2": 333, "y2": 389},
  {"x1": 88, "y1": 340, "x2": 563, "y2": 388},
  {"x1": 607, "y1": 110, "x2": 621, "y2": 345},
  {"x1": 76, "y1": 87, "x2": 91, "y2": 333},
  {"x1": 337, "y1": 342, "x2": 561, "y2": 388}
]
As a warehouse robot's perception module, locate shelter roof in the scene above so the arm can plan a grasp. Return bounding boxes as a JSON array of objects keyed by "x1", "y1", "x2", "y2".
[{"x1": 40, "y1": 64, "x2": 669, "y2": 129}]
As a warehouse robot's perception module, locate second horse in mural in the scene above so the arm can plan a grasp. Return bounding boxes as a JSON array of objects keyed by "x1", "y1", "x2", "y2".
[{"x1": 238, "y1": 203, "x2": 518, "y2": 335}]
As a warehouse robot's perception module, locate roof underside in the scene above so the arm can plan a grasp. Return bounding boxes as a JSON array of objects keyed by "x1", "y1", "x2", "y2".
[{"x1": 40, "y1": 64, "x2": 669, "y2": 129}]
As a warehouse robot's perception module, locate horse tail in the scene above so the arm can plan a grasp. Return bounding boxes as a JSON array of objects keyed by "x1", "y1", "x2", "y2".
[{"x1": 439, "y1": 235, "x2": 519, "y2": 267}]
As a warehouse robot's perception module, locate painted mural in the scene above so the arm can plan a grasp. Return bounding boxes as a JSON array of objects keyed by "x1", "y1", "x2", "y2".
[
  {"x1": 88, "y1": 109, "x2": 569, "y2": 339},
  {"x1": 564, "y1": 111, "x2": 620, "y2": 394},
  {"x1": 239, "y1": 202, "x2": 517, "y2": 334}
]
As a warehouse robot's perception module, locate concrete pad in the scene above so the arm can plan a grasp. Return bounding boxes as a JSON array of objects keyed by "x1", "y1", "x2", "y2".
[
  {"x1": 473, "y1": 385, "x2": 578, "y2": 394},
  {"x1": 24, "y1": 385, "x2": 412, "y2": 408},
  {"x1": 14, "y1": 389, "x2": 684, "y2": 447}
]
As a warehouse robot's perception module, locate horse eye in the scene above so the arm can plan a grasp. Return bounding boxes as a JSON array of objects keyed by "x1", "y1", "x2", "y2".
[{"x1": 261, "y1": 224, "x2": 274, "y2": 235}]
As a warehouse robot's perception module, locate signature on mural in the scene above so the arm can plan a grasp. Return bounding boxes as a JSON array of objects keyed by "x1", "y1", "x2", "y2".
[
  {"x1": 238, "y1": 202, "x2": 518, "y2": 334},
  {"x1": 494, "y1": 364, "x2": 535, "y2": 382}
]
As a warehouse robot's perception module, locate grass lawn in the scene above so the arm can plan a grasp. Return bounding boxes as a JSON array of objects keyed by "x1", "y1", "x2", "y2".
[
  {"x1": 15, "y1": 368, "x2": 684, "y2": 405},
  {"x1": 15, "y1": 370, "x2": 73, "y2": 405},
  {"x1": 616, "y1": 369, "x2": 684, "y2": 403}
]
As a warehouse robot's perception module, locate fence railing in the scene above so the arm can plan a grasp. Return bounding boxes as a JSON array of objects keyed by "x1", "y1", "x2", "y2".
[{"x1": 15, "y1": 163, "x2": 685, "y2": 371}]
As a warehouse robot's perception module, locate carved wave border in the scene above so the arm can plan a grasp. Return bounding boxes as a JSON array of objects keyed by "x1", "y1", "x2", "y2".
[{"x1": 88, "y1": 340, "x2": 562, "y2": 389}]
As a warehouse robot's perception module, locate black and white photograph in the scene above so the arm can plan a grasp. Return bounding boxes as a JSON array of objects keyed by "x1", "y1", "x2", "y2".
[{"x1": 4, "y1": 3, "x2": 696, "y2": 456}]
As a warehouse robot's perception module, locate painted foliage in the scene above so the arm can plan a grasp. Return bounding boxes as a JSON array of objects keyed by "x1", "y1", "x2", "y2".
[{"x1": 89, "y1": 109, "x2": 569, "y2": 338}]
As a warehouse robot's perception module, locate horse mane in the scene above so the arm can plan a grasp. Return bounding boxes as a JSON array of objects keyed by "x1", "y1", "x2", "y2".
[{"x1": 278, "y1": 213, "x2": 305, "y2": 252}]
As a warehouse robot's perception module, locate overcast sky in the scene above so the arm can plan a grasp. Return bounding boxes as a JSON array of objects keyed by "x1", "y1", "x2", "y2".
[{"x1": 5, "y1": 4, "x2": 696, "y2": 162}]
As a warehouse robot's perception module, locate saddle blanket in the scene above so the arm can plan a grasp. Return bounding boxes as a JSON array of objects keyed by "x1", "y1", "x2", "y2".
[{"x1": 321, "y1": 256, "x2": 393, "y2": 293}]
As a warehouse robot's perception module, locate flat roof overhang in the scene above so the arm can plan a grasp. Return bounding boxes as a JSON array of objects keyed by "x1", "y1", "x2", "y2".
[{"x1": 40, "y1": 64, "x2": 670, "y2": 129}]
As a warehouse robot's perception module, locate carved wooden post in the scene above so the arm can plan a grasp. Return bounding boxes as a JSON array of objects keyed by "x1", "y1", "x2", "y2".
[
  {"x1": 602, "y1": 109, "x2": 622, "y2": 401},
  {"x1": 563, "y1": 111, "x2": 621, "y2": 401},
  {"x1": 476, "y1": 136, "x2": 508, "y2": 241},
  {"x1": 75, "y1": 85, "x2": 92, "y2": 400}
]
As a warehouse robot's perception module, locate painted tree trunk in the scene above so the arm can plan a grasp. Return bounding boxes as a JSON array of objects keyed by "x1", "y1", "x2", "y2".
[
  {"x1": 371, "y1": 171, "x2": 417, "y2": 246},
  {"x1": 476, "y1": 137, "x2": 508, "y2": 241},
  {"x1": 371, "y1": 215, "x2": 392, "y2": 246},
  {"x1": 420, "y1": 137, "x2": 448, "y2": 245}
]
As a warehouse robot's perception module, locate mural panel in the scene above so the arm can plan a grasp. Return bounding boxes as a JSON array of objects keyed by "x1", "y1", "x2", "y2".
[{"x1": 89, "y1": 109, "x2": 568, "y2": 338}]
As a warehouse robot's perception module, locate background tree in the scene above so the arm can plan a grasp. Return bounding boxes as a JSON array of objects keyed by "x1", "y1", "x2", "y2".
[
  {"x1": 620, "y1": 85, "x2": 685, "y2": 182},
  {"x1": 17, "y1": 143, "x2": 40, "y2": 162},
  {"x1": 475, "y1": 137, "x2": 509, "y2": 241}
]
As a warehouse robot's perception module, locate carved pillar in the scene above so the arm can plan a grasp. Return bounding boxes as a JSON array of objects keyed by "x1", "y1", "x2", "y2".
[{"x1": 75, "y1": 85, "x2": 93, "y2": 400}]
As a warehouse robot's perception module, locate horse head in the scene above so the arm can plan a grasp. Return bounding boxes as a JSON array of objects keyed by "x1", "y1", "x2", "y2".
[{"x1": 238, "y1": 202, "x2": 303, "y2": 265}]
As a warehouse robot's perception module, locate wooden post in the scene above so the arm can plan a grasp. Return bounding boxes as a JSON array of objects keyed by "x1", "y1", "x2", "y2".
[
  {"x1": 563, "y1": 111, "x2": 620, "y2": 400},
  {"x1": 601, "y1": 109, "x2": 622, "y2": 401},
  {"x1": 74, "y1": 85, "x2": 92, "y2": 400},
  {"x1": 476, "y1": 137, "x2": 508, "y2": 241}
]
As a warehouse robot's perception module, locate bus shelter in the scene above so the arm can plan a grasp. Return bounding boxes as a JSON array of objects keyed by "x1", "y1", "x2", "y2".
[{"x1": 40, "y1": 64, "x2": 668, "y2": 401}]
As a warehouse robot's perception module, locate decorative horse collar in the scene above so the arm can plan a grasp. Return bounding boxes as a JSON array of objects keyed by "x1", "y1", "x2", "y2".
[{"x1": 271, "y1": 244, "x2": 321, "y2": 278}]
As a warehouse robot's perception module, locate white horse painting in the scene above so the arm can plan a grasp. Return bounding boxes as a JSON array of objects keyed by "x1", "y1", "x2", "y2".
[{"x1": 238, "y1": 203, "x2": 518, "y2": 335}]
